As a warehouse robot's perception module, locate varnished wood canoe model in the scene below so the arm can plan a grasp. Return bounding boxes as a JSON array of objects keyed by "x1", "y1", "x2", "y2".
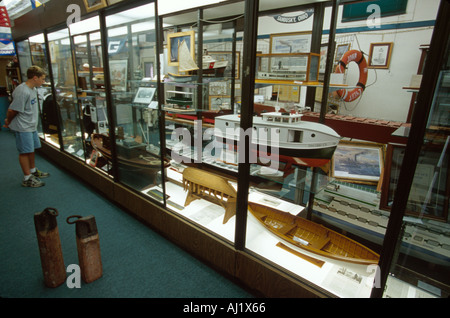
[{"x1": 248, "y1": 202, "x2": 379, "y2": 265}]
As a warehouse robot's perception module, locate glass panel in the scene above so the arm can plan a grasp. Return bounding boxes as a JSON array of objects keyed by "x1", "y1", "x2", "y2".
[
  {"x1": 244, "y1": 3, "x2": 386, "y2": 298},
  {"x1": 161, "y1": 12, "x2": 239, "y2": 243},
  {"x1": 72, "y1": 27, "x2": 112, "y2": 176},
  {"x1": 29, "y1": 34, "x2": 52, "y2": 141},
  {"x1": 104, "y1": 2, "x2": 163, "y2": 192},
  {"x1": 47, "y1": 28, "x2": 83, "y2": 155},
  {"x1": 383, "y1": 44, "x2": 450, "y2": 298},
  {"x1": 16, "y1": 36, "x2": 52, "y2": 141},
  {"x1": 16, "y1": 40, "x2": 31, "y2": 82}
]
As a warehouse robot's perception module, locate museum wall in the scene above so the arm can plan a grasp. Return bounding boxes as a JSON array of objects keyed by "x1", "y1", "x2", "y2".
[{"x1": 257, "y1": 0, "x2": 439, "y2": 122}]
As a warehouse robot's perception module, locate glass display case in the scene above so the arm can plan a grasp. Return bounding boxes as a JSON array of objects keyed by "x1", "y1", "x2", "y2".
[
  {"x1": 16, "y1": 34, "x2": 53, "y2": 141},
  {"x1": 157, "y1": 3, "x2": 248, "y2": 243},
  {"x1": 47, "y1": 28, "x2": 83, "y2": 156},
  {"x1": 103, "y1": 2, "x2": 164, "y2": 192},
  {"x1": 70, "y1": 16, "x2": 112, "y2": 176},
  {"x1": 382, "y1": 37, "x2": 450, "y2": 298},
  {"x1": 12, "y1": 0, "x2": 449, "y2": 298}
]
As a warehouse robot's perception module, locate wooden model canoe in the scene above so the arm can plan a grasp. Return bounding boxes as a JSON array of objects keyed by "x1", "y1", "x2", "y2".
[{"x1": 248, "y1": 202, "x2": 379, "y2": 265}]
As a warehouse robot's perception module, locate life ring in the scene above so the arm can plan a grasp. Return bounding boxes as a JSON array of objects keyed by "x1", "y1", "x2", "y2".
[{"x1": 334, "y1": 50, "x2": 368, "y2": 102}]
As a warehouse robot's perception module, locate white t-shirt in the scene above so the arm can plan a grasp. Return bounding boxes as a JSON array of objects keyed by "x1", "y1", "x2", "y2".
[{"x1": 8, "y1": 82, "x2": 39, "y2": 132}]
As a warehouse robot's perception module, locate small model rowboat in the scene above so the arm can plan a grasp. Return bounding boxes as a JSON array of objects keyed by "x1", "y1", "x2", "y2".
[{"x1": 248, "y1": 202, "x2": 379, "y2": 265}]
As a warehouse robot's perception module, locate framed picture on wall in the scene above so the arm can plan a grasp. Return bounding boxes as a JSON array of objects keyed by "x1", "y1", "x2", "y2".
[
  {"x1": 334, "y1": 43, "x2": 350, "y2": 63},
  {"x1": 270, "y1": 32, "x2": 311, "y2": 54},
  {"x1": 167, "y1": 30, "x2": 195, "y2": 66},
  {"x1": 109, "y1": 60, "x2": 128, "y2": 91},
  {"x1": 83, "y1": 0, "x2": 107, "y2": 12},
  {"x1": 319, "y1": 43, "x2": 328, "y2": 74},
  {"x1": 209, "y1": 96, "x2": 231, "y2": 110},
  {"x1": 368, "y1": 42, "x2": 393, "y2": 69}
]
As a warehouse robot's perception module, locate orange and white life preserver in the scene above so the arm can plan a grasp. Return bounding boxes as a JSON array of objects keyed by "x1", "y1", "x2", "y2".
[{"x1": 334, "y1": 50, "x2": 368, "y2": 102}]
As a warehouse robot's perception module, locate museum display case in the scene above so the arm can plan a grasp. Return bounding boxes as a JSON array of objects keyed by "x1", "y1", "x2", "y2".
[
  {"x1": 11, "y1": 0, "x2": 449, "y2": 298},
  {"x1": 15, "y1": 34, "x2": 52, "y2": 141},
  {"x1": 376, "y1": 7, "x2": 450, "y2": 296},
  {"x1": 69, "y1": 16, "x2": 113, "y2": 176},
  {"x1": 103, "y1": 2, "x2": 165, "y2": 192},
  {"x1": 47, "y1": 27, "x2": 84, "y2": 156}
]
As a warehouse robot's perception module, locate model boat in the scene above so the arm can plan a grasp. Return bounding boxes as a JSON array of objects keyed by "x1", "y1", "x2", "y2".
[
  {"x1": 91, "y1": 133, "x2": 169, "y2": 170},
  {"x1": 214, "y1": 111, "x2": 340, "y2": 167},
  {"x1": 248, "y1": 201, "x2": 380, "y2": 265},
  {"x1": 168, "y1": 41, "x2": 227, "y2": 82}
]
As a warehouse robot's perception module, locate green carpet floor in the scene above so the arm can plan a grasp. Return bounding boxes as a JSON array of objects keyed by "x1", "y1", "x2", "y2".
[{"x1": 0, "y1": 130, "x2": 253, "y2": 298}]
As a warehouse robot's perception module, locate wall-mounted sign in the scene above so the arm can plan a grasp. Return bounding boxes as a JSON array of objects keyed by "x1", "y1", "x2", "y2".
[{"x1": 273, "y1": 9, "x2": 314, "y2": 24}]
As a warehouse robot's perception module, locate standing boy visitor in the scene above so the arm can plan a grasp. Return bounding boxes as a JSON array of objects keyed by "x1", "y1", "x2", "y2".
[{"x1": 3, "y1": 65, "x2": 50, "y2": 187}]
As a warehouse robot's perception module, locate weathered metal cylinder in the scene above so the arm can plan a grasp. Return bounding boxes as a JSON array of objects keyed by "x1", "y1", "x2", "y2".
[
  {"x1": 67, "y1": 215, "x2": 102, "y2": 283},
  {"x1": 34, "y1": 207, "x2": 66, "y2": 288}
]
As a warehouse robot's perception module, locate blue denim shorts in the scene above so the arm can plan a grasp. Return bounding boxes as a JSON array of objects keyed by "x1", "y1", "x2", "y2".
[{"x1": 14, "y1": 131, "x2": 41, "y2": 154}]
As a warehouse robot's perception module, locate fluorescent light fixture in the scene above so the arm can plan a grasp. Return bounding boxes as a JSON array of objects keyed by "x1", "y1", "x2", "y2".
[
  {"x1": 158, "y1": 0, "x2": 228, "y2": 15},
  {"x1": 69, "y1": 16, "x2": 100, "y2": 35}
]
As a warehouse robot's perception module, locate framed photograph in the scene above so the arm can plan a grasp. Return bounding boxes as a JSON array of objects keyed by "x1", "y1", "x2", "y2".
[
  {"x1": 335, "y1": 43, "x2": 350, "y2": 63},
  {"x1": 208, "y1": 51, "x2": 240, "y2": 79},
  {"x1": 270, "y1": 32, "x2": 311, "y2": 54},
  {"x1": 167, "y1": 30, "x2": 195, "y2": 66},
  {"x1": 319, "y1": 43, "x2": 328, "y2": 74},
  {"x1": 83, "y1": 0, "x2": 107, "y2": 13},
  {"x1": 133, "y1": 87, "x2": 156, "y2": 104},
  {"x1": 380, "y1": 143, "x2": 449, "y2": 221},
  {"x1": 109, "y1": 60, "x2": 127, "y2": 91},
  {"x1": 331, "y1": 141, "x2": 385, "y2": 185},
  {"x1": 209, "y1": 96, "x2": 231, "y2": 110},
  {"x1": 368, "y1": 42, "x2": 393, "y2": 69}
]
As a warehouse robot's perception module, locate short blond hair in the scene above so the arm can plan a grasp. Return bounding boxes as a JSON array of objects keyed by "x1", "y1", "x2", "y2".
[{"x1": 27, "y1": 65, "x2": 46, "y2": 79}]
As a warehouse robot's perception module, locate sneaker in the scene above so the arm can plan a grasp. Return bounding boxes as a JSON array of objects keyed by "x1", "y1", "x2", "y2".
[
  {"x1": 33, "y1": 169, "x2": 50, "y2": 178},
  {"x1": 22, "y1": 175, "x2": 45, "y2": 188}
]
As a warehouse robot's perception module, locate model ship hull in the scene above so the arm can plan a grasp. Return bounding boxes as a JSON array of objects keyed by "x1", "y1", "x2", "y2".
[
  {"x1": 248, "y1": 202, "x2": 380, "y2": 265},
  {"x1": 91, "y1": 133, "x2": 169, "y2": 170},
  {"x1": 214, "y1": 113, "x2": 340, "y2": 167}
]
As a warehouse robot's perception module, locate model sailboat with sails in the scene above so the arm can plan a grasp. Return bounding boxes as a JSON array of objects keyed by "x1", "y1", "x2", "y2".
[{"x1": 168, "y1": 40, "x2": 228, "y2": 82}]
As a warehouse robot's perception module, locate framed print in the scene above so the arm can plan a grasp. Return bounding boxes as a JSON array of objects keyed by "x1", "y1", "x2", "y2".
[
  {"x1": 209, "y1": 81, "x2": 228, "y2": 96},
  {"x1": 209, "y1": 96, "x2": 231, "y2": 110},
  {"x1": 270, "y1": 32, "x2": 311, "y2": 54},
  {"x1": 133, "y1": 87, "x2": 156, "y2": 104},
  {"x1": 109, "y1": 60, "x2": 127, "y2": 91},
  {"x1": 319, "y1": 43, "x2": 328, "y2": 74},
  {"x1": 83, "y1": 0, "x2": 107, "y2": 13},
  {"x1": 331, "y1": 141, "x2": 385, "y2": 185},
  {"x1": 208, "y1": 51, "x2": 240, "y2": 79},
  {"x1": 335, "y1": 43, "x2": 350, "y2": 63},
  {"x1": 368, "y1": 42, "x2": 393, "y2": 69},
  {"x1": 167, "y1": 30, "x2": 195, "y2": 66}
]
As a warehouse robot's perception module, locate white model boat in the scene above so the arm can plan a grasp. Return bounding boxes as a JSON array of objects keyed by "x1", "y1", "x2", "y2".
[{"x1": 214, "y1": 111, "x2": 340, "y2": 167}]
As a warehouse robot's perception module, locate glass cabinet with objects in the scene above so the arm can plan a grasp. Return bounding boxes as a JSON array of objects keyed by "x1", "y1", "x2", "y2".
[
  {"x1": 11, "y1": 0, "x2": 450, "y2": 298},
  {"x1": 15, "y1": 34, "x2": 53, "y2": 141},
  {"x1": 70, "y1": 16, "x2": 112, "y2": 176},
  {"x1": 47, "y1": 28, "x2": 83, "y2": 157},
  {"x1": 103, "y1": 1, "x2": 164, "y2": 193}
]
